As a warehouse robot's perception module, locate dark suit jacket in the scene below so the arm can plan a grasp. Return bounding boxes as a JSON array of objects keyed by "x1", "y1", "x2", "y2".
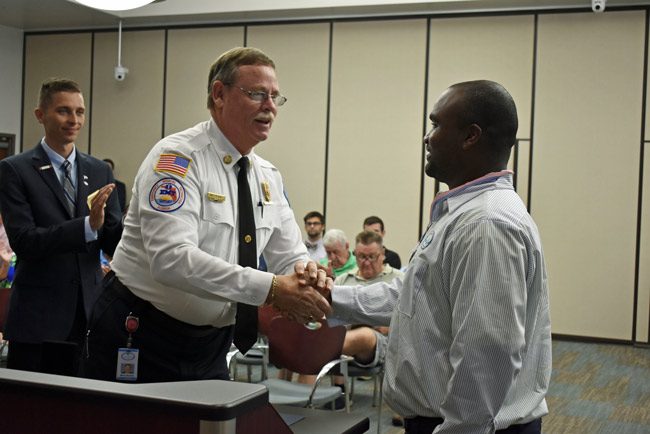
[
  {"x1": 384, "y1": 247, "x2": 401, "y2": 270},
  {"x1": 0, "y1": 143, "x2": 123, "y2": 343},
  {"x1": 114, "y1": 179, "x2": 127, "y2": 213}
]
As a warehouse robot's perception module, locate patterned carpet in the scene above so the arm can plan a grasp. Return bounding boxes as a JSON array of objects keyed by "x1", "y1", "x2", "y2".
[
  {"x1": 257, "y1": 339, "x2": 650, "y2": 433},
  {"x1": 544, "y1": 340, "x2": 650, "y2": 434}
]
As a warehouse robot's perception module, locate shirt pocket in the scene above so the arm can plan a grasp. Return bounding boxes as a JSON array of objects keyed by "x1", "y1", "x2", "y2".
[
  {"x1": 254, "y1": 202, "x2": 282, "y2": 250},
  {"x1": 200, "y1": 197, "x2": 235, "y2": 256},
  {"x1": 397, "y1": 257, "x2": 428, "y2": 318},
  {"x1": 201, "y1": 198, "x2": 235, "y2": 227}
]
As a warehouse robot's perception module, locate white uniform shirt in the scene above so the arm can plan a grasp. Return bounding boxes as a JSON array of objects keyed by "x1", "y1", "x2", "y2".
[
  {"x1": 332, "y1": 172, "x2": 551, "y2": 433},
  {"x1": 111, "y1": 119, "x2": 308, "y2": 327}
]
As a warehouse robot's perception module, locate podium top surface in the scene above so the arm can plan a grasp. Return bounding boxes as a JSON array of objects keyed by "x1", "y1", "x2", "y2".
[{"x1": 0, "y1": 368, "x2": 268, "y2": 420}]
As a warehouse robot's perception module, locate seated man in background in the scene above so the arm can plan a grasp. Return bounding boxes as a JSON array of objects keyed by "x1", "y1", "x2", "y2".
[
  {"x1": 335, "y1": 230, "x2": 404, "y2": 421},
  {"x1": 303, "y1": 211, "x2": 327, "y2": 263},
  {"x1": 321, "y1": 229, "x2": 356, "y2": 277},
  {"x1": 363, "y1": 216, "x2": 401, "y2": 269}
]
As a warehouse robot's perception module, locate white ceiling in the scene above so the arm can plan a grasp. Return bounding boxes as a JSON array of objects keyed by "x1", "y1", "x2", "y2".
[{"x1": 2, "y1": 0, "x2": 650, "y2": 32}]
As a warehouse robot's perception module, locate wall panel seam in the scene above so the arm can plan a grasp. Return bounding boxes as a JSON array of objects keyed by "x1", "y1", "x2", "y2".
[
  {"x1": 418, "y1": 18, "x2": 431, "y2": 239},
  {"x1": 527, "y1": 13, "x2": 538, "y2": 213},
  {"x1": 161, "y1": 29, "x2": 168, "y2": 140},
  {"x1": 322, "y1": 21, "x2": 333, "y2": 217},
  {"x1": 635, "y1": 8, "x2": 650, "y2": 344},
  {"x1": 88, "y1": 32, "x2": 95, "y2": 155},
  {"x1": 19, "y1": 32, "x2": 27, "y2": 153}
]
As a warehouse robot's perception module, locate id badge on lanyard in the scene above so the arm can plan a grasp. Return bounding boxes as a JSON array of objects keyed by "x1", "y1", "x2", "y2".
[{"x1": 116, "y1": 313, "x2": 139, "y2": 381}]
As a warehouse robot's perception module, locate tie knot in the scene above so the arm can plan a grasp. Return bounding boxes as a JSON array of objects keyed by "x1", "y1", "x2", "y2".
[
  {"x1": 62, "y1": 160, "x2": 71, "y2": 174},
  {"x1": 237, "y1": 156, "x2": 249, "y2": 171}
]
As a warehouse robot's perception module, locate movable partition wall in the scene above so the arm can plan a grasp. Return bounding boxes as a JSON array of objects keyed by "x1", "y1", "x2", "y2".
[{"x1": 21, "y1": 9, "x2": 650, "y2": 343}]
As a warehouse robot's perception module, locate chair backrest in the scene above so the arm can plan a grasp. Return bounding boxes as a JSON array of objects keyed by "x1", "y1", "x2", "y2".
[
  {"x1": 265, "y1": 316, "x2": 346, "y2": 375},
  {"x1": 258, "y1": 304, "x2": 282, "y2": 337}
]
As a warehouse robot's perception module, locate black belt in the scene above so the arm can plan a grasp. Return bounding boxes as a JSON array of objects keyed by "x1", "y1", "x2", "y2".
[
  {"x1": 404, "y1": 417, "x2": 541, "y2": 434},
  {"x1": 107, "y1": 271, "x2": 221, "y2": 338}
]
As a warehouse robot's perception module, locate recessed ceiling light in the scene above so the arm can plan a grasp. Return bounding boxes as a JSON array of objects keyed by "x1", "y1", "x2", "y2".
[{"x1": 75, "y1": 0, "x2": 157, "y2": 11}]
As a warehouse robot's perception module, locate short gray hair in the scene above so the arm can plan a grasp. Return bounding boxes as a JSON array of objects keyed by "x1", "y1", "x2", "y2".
[{"x1": 323, "y1": 229, "x2": 348, "y2": 248}]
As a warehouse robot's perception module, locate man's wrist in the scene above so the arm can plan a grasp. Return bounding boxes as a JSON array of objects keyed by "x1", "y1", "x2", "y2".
[{"x1": 266, "y1": 274, "x2": 278, "y2": 305}]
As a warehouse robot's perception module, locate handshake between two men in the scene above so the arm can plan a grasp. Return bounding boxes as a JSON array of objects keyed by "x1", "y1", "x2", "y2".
[{"x1": 267, "y1": 260, "x2": 333, "y2": 325}]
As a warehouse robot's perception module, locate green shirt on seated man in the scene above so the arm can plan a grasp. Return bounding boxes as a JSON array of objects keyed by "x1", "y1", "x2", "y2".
[{"x1": 319, "y1": 229, "x2": 357, "y2": 277}]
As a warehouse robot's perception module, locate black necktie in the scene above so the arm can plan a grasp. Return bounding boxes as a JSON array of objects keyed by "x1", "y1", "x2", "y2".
[
  {"x1": 61, "y1": 160, "x2": 76, "y2": 215},
  {"x1": 233, "y1": 156, "x2": 258, "y2": 354}
]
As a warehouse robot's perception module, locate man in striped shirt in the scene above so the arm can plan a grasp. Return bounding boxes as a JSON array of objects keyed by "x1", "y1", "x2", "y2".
[{"x1": 330, "y1": 80, "x2": 551, "y2": 433}]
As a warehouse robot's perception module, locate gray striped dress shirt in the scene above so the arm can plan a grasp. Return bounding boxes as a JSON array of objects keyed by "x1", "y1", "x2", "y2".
[{"x1": 332, "y1": 172, "x2": 551, "y2": 433}]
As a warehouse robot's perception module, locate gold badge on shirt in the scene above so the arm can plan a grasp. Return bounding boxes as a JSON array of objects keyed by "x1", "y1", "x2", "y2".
[
  {"x1": 261, "y1": 181, "x2": 271, "y2": 202},
  {"x1": 207, "y1": 192, "x2": 226, "y2": 202}
]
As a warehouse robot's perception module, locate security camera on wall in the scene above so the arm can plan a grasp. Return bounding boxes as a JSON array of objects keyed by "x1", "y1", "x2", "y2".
[
  {"x1": 114, "y1": 20, "x2": 128, "y2": 81},
  {"x1": 114, "y1": 65, "x2": 128, "y2": 81},
  {"x1": 592, "y1": 0, "x2": 606, "y2": 12}
]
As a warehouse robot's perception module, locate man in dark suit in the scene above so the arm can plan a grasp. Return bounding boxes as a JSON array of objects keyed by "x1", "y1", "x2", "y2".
[
  {"x1": 0, "y1": 78, "x2": 122, "y2": 375},
  {"x1": 102, "y1": 158, "x2": 127, "y2": 214}
]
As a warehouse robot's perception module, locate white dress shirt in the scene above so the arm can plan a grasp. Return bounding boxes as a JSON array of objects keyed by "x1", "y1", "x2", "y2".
[
  {"x1": 332, "y1": 171, "x2": 551, "y2": 433},
  {"x1": 305, "y1": 237, "x2": 327, "y2": 263},
  {"x1": 111, "y1": 119, "x2": 309, "y2": 327}
]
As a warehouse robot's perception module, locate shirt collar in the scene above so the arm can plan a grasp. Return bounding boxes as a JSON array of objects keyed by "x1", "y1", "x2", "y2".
[
  {"x1": 305, "y1": 238, "x2": 323, "y2": 249},
  {"x1": 349, "y1": 264, "x2": 393, "y2": 281},
  {"x1": 41, "y1": 139, "x2": 77, "y2": 168},
  {"x1": 208, "y1": 118, "x2": 256, "y2": 173},
  {"x1": 430, "y1": 170, "x2": 514, "y2": 219}
]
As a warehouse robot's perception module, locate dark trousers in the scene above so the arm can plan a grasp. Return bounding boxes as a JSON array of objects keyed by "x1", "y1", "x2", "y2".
[
  {"x1": 7, "y1": 289, "x2": 87, "y2": 376},
  {"x1": 404, "y1": 417, "x2": 541, "y2": 434},
  {"x1": 82, "y1": 272, "x2": 233, "y2": 383}
]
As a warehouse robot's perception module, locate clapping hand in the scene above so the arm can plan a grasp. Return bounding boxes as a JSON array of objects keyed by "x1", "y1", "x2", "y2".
[{"x1": 89, "y1": 183, "x2": 115, "y2": 231}]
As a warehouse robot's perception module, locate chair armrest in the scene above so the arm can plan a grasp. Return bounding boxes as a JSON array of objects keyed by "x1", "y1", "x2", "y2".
[
  {"x1": 307, "y1": 355, "x2": 354, "y2": 406},
  {"x1": 226, "y1": 349, "x2": 239, "y2": 370}
]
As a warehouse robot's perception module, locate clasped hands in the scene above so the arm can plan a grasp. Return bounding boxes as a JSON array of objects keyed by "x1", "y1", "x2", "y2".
[{"x1": 269, "y1": 260, "x2": 333, "y2": 324}]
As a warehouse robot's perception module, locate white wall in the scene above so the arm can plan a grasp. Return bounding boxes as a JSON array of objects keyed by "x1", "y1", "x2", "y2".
[{"x1": 0, "y1": 24, "x2": 23, "y2": 152}]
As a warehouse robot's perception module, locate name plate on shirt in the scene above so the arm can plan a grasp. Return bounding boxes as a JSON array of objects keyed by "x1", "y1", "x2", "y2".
[{"x1": 207, "y1": 192, "x2": 226, "y2": 203}]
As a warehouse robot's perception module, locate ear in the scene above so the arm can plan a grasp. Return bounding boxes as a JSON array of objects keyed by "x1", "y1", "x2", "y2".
[
  {"x1": 211, "y1": 81, "x2": 226, "y2": 108},
  {"x1": 34, "y1": 107, "x2": 44, "y2": 124},
  {"x1": 462, "y1": 123, "x2": 482, "y2": 150}
]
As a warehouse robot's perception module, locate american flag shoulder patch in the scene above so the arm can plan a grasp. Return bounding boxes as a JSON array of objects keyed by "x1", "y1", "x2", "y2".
[{"x1": 155, "y1": 153, "x2": 191, "y2": 178}]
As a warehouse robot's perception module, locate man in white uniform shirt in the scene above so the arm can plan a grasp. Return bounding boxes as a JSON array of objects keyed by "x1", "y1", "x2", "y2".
[
  {"x1": 84, "y1": 47, "x2": 331, "y2": 383},
  {"x1": 329, "y1": 80, "x2": 551, "y2": 433}
]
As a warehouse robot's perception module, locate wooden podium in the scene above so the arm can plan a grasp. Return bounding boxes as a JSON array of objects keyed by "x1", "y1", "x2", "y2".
[{"x1": 0, "y1": 369, "x2": 369, "y2": 434}]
